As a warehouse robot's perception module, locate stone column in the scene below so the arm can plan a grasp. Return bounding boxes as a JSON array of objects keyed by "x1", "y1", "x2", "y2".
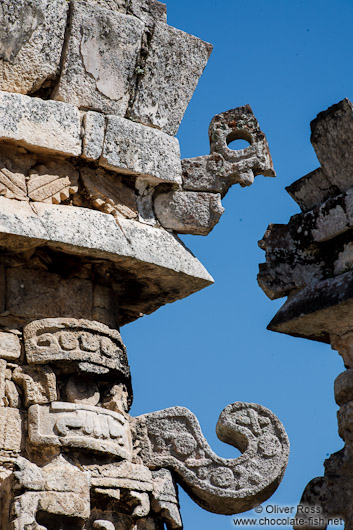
[{"x1": 0, "y1": 0, "x2": 288, "y2": 527}]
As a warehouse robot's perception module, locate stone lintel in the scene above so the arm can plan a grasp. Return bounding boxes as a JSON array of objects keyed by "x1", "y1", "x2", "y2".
[
  {"x1": 0, "y1": 197, "x2": 213, "y2": 325},
  {"x1": 268, "y1": 270, "x2": 353, "y2": 343}
]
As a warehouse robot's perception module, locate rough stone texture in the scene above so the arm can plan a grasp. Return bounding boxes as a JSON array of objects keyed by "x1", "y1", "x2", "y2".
[
  {"x1": 258, "y1": 99, "x2": 353, "y2": 529},
  {"x1": 0, "y1": 91, "x2": 82, "y2": 156},
  {"x1": 0, "y1": 407, "x2": 23, "y2": 452},
  {"x1": 311, "y1": 99, "x2": 353, "y2": 192},
  {"x1": 128, "y1": 22, "x2": 213, "y2": 136},
  {"x1": 285, "y1": 167, "x2": 337, "y2": 212},
  {"x1": 0, "y1": 332, "x2": 21, "y2": 360},
  {"x1": 127, "y1": 0, "x2": 167, "y2": 29},
  {"x1": 83, "y1": 111, "x2": 106, "y2": 161},
  {"x1": 12, "y1": 365, "x2": 57, "y2": 407},
  {"x1": 258, "y1": 100, "x2": 353, "y2": 343},
  {"x1": 151, "y1": 469, "x2": 182, "y2": 529},
  {"x1": 177, "y1": 105, "x2": 275, "y2": 236},
  {"x1": 100, "y1": 115, "x2": 182, "y2": 184},
  {"x1": 135, "y1": 402, "x2": 289, "y2": 514},
  {"x1": 54, "y1": 1, "x2": 144, "y2": 115},
  {"x1": 0, "y1": 0, "x2": 68, "y2": 95},
  {"x1": 154, "y1": 191, "x2": 224, "y2": 235}
]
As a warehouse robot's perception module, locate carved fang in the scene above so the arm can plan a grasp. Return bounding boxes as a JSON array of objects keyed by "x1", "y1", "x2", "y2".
[{"x1": 134, "y1": 401, "x2": 289, "y2": 515}]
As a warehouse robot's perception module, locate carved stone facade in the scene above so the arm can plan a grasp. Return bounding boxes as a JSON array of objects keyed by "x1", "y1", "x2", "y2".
[
  {"x1": 0, "y1": 0, "x2": 289, "y2": 528},
  {"x1": 259, "y1": 98, "x2": 353, "y2": 528}
]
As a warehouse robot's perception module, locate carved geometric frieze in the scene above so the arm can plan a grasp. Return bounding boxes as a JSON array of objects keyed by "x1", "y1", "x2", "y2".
[
  {"x1": 28, "y1": 402, "x2": 132, "y2": 459},
  {"x1": 24, "y1": 318, "x2": 130, "y2": 379}
]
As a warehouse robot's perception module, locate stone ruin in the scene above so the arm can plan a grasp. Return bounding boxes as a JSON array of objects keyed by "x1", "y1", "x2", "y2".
[
  {"x1": 259, "y1": 98, "x2": 353, "y2": 528},
  {"x1": 0, "y1": 0, "x2": 291, "y2": 528}
]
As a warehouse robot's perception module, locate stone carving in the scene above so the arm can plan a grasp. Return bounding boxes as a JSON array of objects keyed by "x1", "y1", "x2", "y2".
[
  {"x1": 27, "y1": 160, "x2": 79, "y2": 204},
  {"x1": 81, "y1": 167, "x2": 138, "y2": 221},
  {"x1": 29, "y1": 402, "x2": 132, "y2": 459},
  {"x1": 153, "y1": 105, "x2": 276, "y2": 235},
  {"x1": 24, "y1": 319, "x2": 130, "y2": 379},
  {"x1": 0, "y1": 1, "x2": 287, "y2": 527},
  {"x1": 11, "y1": 455, "x2": 90, "y2": 530},
  {"x1": 12, "y1": 365, "x2": 57, "y2": 407},
  {"x1": 134, "y1": 402, "x2": 289, "y2": 514},
  {"x1": 182, "y1": 105, "x2": 275, "y2": 195}
]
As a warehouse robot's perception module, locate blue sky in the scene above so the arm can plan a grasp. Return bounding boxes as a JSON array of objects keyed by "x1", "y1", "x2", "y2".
[{"x1": 123, "y1": 1, "x2": 353, "y2": 528}]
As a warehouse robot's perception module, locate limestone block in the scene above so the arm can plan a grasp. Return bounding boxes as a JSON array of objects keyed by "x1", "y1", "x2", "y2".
[
  {"x1": 54, "y1": 1, "x2": 144, "y2": 115},
  {"x1": 81, "y1": 166, "x2": 138, "y2": 219},
  {"x1": 6, "y1": 268, "x2": 93, "y2": 321},
  {"x1": 27, "y1": 160, "x2": 79, "y2": 204},
  {"x1": 311, "y1": 98, "x2": 353, "y2": 192},
  {"x1": 151, "y1": 469, "x2": 182, "y2": 529},
  {"x1": 12, "y1": 456, "x2": 91, "y2": 527},
  {"x1": 128, "y1": 22, "x2": 212, "y2": 136},
  {"x1": 0, "y1": 407, "x2": 23, "y2": 451},
  {"x1": 24, "y1": 318, "x2": 130, "y2": 380},
  {"x1": 5, "y1": 380, "x2": 21, "y2": 408},
  {"x1": 83, "y1": 111, "x2": 106, "y2": 161},
  {"x1": 285, "y1": 167, "x2": 337, "y2": 212},
  {"x1": 92, "y1": 284, "x2": 120, "y2": 330},
  {"x1": 0, "y1": 91, "x2": 82, "y2": 156},
  {"x1": 266, "y1": 271, "x2": 353, "y2": 343},
  {"x1": 135, "y1": 402, "x2": 289, "y2": 514},
  {"x1": 334, "y1": 369, "x2": 353, "y2": 406},
  {"x1": 28, "y1": 401, "x2": 133, "y2": 459},
  {"x1": 127, "y1": 0, "x2": 167, "y2": 28},
  {"x1": 0, "y1": 332, "x2": 21, "y2": 360},
  {"x1": 334, "y1": 242, "x2": 353, "y2": 275},
  {"x1": 100, "y1": 116, "x2": 182, "y2": 184},
  {"x1": 154, "y1": 191, "x2": 224, "y2": 235},
  {"x1": 257, "y1": 223, "x2": 325, "y2": 300},
  {"x1": 0, "y1": 359, "x2": 5, "y2": 405},
  {"x1": 0, "y1": 0, "x2": 68, "y2": 94},
  {"x1": 12, "y1": 365, "x2": 57, "y2": 407},
  {"x1": 87, "y1": 461, "x2": 153, "y2": 493},
  {"x1": 89, "y1": 0, "x2": 126, "y2": 12}
]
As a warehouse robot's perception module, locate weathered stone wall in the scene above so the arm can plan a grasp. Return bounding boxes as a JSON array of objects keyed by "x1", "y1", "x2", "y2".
[{"x1": 259, "y1": 98, "x2": 353, "y2": 528}]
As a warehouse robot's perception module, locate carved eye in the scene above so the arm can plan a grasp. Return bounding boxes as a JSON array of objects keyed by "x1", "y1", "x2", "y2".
[
  {"x1": 226, "y1": 130, "x2": 252, "y2": 151},
  {"x1": 172, "y1": 433, "x2": 197, "y2": 457},
  {"x1": 210, "y1": 468, "x2": 234, "y2": 488}
]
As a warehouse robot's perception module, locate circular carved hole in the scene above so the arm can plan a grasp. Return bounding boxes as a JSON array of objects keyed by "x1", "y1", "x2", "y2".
[{"x1": 226, "y1": 130, "x2": 252, "y2": 151}]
